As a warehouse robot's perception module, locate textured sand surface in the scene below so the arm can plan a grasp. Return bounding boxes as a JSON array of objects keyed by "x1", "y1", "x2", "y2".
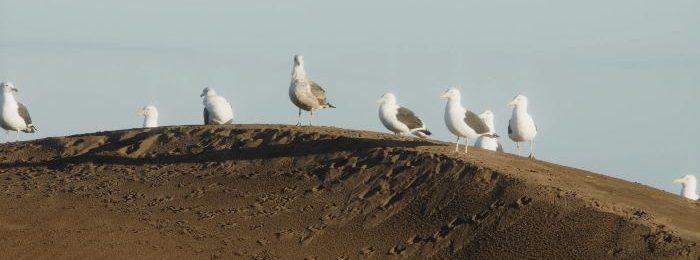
[{"x1": 0, "y1": 125, "x2": 698, "y2": 259}]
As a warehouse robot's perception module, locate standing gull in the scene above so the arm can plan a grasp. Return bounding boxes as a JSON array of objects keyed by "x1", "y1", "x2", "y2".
[
  {"x1": 377, "y1": 92, "x2": 431, "y2": 138},
  {"x1": 136, "y1": 105, "x2": 159, "y2": 128},
  {"x1": 289, "y1": 55, "x2": 335, "y2": 126},
  {"x1": 0, "y1": 81, "x2": 37, "y2": 142},
  {"x1": 441, "y1": 88, "x2": 494, "y2": 154},
  {"x1": 508, "y1": 95, "x2": 538, "y2": 158},
  {"x1": 673, "y1": 175, "x2": 699, "y2": 200},
  {"x1": 474, "y1": 110, "x2": 503, "y2": 152},
  {"x1": 200, "y1": 87, "x2": 234, "y2": 125}
]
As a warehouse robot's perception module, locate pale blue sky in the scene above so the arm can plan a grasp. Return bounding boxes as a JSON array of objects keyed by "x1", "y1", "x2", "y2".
[{"x1": 1, "y1": 1, "x2": 699, "y2": 194}]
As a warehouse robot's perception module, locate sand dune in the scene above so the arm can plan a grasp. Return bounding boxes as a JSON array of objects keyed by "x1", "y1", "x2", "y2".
[{"x1": 0, "y1": 125, "x2": 698, "y2": 259}]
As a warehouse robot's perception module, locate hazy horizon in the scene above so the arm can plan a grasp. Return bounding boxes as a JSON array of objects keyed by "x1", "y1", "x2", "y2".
[{"x1": 1, "y1": 1, "x2": 698, "y2": 194}]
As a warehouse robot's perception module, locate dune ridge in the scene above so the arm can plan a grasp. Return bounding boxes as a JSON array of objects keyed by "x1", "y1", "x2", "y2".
[{"x1": 0, "y1": 125, "x2": 698, "y2": 259}]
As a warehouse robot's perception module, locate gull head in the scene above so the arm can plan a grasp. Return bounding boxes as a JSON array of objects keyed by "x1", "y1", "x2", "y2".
[
  {"x1": 200, "y1": 87, "x2": 217, "y2": 97},
  {"x1": 479, "y1": 110, "x2": 496, "y2": 130},
  {"x1": 673, "y1": 174, "x2": 697, "y2": 185},
  {"x1": 479, "y1": 110, "x2": 495, "y2": 121},
  {"x1": 440, "y1": 88, "x2": 461, "y2": 100},
  {"x1": 377, "y1": 92, "x2": 397, "y2": 105},
  {"x1": 1, "y1": 81, "x2": 18, "y2": 93},
  {"x1": 508, "y1": 95, "x2": 528, "y2": 107},
  {"x1": 294, "y1": 54, "x2": 304, "y2": 66},
  {"x1": 136, "y1": 105, "x2": 158, "y2": 117}
]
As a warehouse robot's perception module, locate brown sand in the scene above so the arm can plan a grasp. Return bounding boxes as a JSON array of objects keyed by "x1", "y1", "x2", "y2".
[{"x1": 0, "y1": 124, "x2": 698, "y2": 259}]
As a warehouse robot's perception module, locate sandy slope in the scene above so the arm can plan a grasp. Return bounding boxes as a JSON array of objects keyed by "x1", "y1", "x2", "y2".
[{"x1": 0, "y1": 124, "x2": 698, "y2": 259}]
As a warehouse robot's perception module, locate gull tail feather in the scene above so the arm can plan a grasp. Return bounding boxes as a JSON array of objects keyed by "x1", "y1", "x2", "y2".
[
  {"x1": 22, "y1": 125, "x2": 37, "y2": 133},
  {"x1": 412, "y1": 129, "x2": 432, "y2": 139}
]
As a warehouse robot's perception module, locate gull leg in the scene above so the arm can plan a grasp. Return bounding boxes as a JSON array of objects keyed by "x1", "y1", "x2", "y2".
[
  {"x1": 465, "y1": 138, "x2": 469, "y2": 154},
  {"x1": 16, "y1": 131, "x2": 20, "y2": 142},
  {"x1": 296, "y1": 109, "x2": 302, "y2": 126},
  {"x1": 528, "y1": 140, "x2": 536, "y2": 159},
  {"x1": 309, "y1": 110, "x2": 314, "y2": 126},
  {"x1": 455, "y1": 136, "x2": 460, "y2": 152},
  {"x1": 516, "y1": 143, "x2": 521, "y2": 156}
]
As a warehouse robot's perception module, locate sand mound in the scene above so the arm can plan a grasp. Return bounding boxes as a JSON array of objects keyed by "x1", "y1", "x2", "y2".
[{"x1": 0, "y1": 125, "x2": 698, "y2": 259}]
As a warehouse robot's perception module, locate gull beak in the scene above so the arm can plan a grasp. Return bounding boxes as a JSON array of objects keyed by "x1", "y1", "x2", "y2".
[
  {"x1": 440, "y1": 93, "x2": 448, "y2": 98},
  {"x1": 135, "y1": 110, "x2": 145, "y2": 116},
  {"x1": 376, "y1": 97, "x2": 385, "y2": 104},
  {"x1": 200, "y1": 93, "x2": 205, "y2": 97},
  {"x1": 11, "y1": 87, "x2": 18, "y2": 92},
  {"x1": 508, "y1": 100, "x2": 516, "y2": 107},
  {"x1": 673, "y1": 178, "x2": 684, "y2": 184}
]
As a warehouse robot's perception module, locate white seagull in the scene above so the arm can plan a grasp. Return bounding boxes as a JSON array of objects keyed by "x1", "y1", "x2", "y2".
[
  {"x1": 0, "y1": 82, "x2": 37, "y2": 142},
  {"x1": 673, "y1": 175, "x2": 699, "y2": 200},
  {"x1": 200, "y1": 87, "x2": 234, "y2": 125},
  {"x1": 508, "y1": 95, "x2": 538, "y2": 158},
  {"x1": 441, "y1": 88, "x2": 495, "y2": 154},
  {"x1": 377, "y1": 92, "x2": 431, "y2": 138},
  {"x1": 474, "y1": 110, "x2": 503, "y2": 152},
  {"x1": 289, "y1": 55, "x2": 335, "y2": 126},
  {"x1": 136, "y1": 105, "x2": 159, "y2": 128}
]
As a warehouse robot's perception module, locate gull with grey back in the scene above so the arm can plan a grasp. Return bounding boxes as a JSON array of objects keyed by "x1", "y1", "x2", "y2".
[
  {"x1": 200, "y1": 87, "x2": 234, "y2": 125},
  {"x1": 136, "y1": 105, "x2": 159, "y2": 128},
  {"x1": 441, "y1": 88, "x2": 495, "y2": 154},
  {"x1": 377, "y1": 92, "x2": 431, "y2": 138},
  {"x1": 474, "y1": 110, "x2": 503, "y2": 152},
  {"x1": 673, "y1": 175, "x2": 699, "y2": 200},
  {"x1": 288, "y1": 55, "x2": 335, "y2": 126},
  {"x1": 0, "y1": 81, "x2": 37, "y2": 142},
  {"x1": 508, "y1": 95, "x2": 538, "y2": 158}
]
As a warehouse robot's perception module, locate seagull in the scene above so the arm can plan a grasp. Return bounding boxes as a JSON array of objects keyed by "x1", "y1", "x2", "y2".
[
  {"x1": 0, "y1": 81, "x2": 37, "y2": 142},
  {"x1": 673, "y1": 175, "x2": 699, "y2": 200},
  {"x1": 377, "y1": 92, "x2": 431, "y2": 138},
  {"x1": 474, "y1": 110, "x2": 503, "y2": 152},
  {"x1": 288, "y1": 55, "x2": 335, "y2": 126},
  {"x1": 508, "y1": 95, "x2": 538, "y2": 158},
  {"x1": 136, "y1": 105, "x2": 159, "y2": 128},
  {"x1": 200, "y1": 87, "x2": 234, "y2": 125},
  {"x1": 441, "y1": 88, "x2": 495, "y2": 154}
]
